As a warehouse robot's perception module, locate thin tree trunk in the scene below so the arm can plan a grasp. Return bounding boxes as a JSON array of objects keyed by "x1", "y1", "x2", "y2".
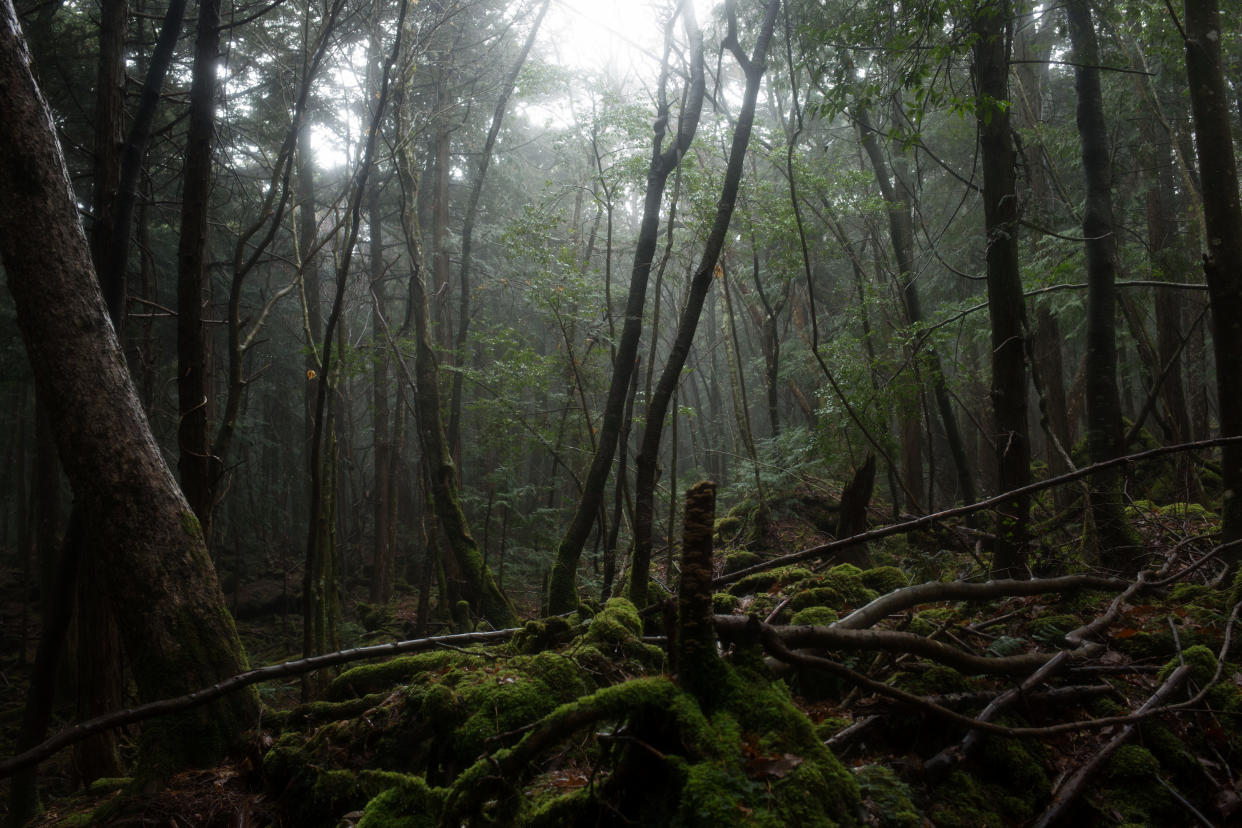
[
  {"x1": 630, "y1": 0, "x2": 778, "y2": 608},
  {"x1": 856, "y1": 104, "x2": 975, "y2": 506},
  {"x1": 547, "y1": 4, "x2": 706, "y2": 613},
  {"x1": 447, "y1": 0, "x2": 551, "y2": 460},
  {"x1": 393, "y1": 61, "x2": 516, "y2": 627}
]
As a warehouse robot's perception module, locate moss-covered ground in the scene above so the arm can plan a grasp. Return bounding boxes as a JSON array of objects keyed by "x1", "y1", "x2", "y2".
[{"x1": 7, "y1": 479, "x2": 1242, "y2": 827}]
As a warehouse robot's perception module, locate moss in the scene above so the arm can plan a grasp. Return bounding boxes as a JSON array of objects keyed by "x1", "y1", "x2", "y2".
[
  {"x1": 814, "y1": 717, "x2": 852, "y2": 740},
  {"x1": 1158, "y1": 643, "x2": 1217, "y2": 686},
  {"x1": 854, "y1": 764, "x2": 922, "y2": 828},
  {"x1": 790, "y1": 606, "x2": 839, "y2": 627},
  {"x1": 722, "y1": 550, "x2": 762, "y2": 574},
  {"x1": 789, "y1": 586, "x2": 846, "y2": 612},
  {"x1": 977, "y1": 734, "x2": 1049, "y2": 816},
  {"x1": 892, "y1": 664, "x2": 970, "y2": 696},
  {"x1": 728, "y1": 566, "x2": 814, "y2": 597},
  {"x1": 713, "y1": 592, "x2": 741, "y2": 613},
  {"x1": 821, "y1": 564, "x2": 880, "y2": 607},
  {"x1": 509, "y1": 616, "x2": 578, "y2": 654},
  {"x1": 270, "y1": 691, "x2": 391, "y2": 728},
  {"x1": 180, "y1": 510, "x2": 203, "y2": 540},
  {"x1": 357, "y1": 602, "x2": 393, "y2": 632},
  {"x1": 926, "y1": 769, "x2": 1013, "y2": 827},
  {"x1": 1107, "y1": 744, "x2": 1160, "y2": 780},
  {"x1": 328, "y1": 650, "x2": 466, "y2": 699},
  {"x1": 456, "y1": 674, "x2": 561, "y2": 759},
  {"x1": 357, "y1": 774, "x2": 446, "y2": 828},
  {"x1": 860, "y1": 566, "x2": 906, "y2": 595},
  {"x1": 715, "y1": 515, "x2": 745, "y2": 543},
  {"x1": 86, "y1": 777, "x2": 131, "y2": 794},
  {"x1": 1029, "y1": 613, "x2": 1079, "y2": 646}
]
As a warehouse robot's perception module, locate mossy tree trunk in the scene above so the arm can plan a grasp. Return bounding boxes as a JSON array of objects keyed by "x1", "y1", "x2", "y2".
[
  {"x1": 677, "y1": 481, "x2": 725, "y2": 709},
  {"x1": 394, "y1": 72, "x2": 516, "y2": 629},
  {"x1": 0, "y1": 0, "x2": 259, "y2": 779}
]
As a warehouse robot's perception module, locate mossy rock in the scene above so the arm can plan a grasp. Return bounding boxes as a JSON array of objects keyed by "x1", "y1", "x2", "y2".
[
  {"x1": 722, "y1": 550, "x2": 762, "y2": 575},
  {"x1": 1107, "y1": 744, "x2": 1160, "y2": 780},
  {"x1": 1158, "y1": 643, "x2": 1216, "y2": 686},
  {"x1": 509, "y1": 616, "x2": 579, "y2": 654},
  {"x1": 728, "y1": 566, "x2": 814, "y2": 597},
  {"x1": 789, "y1": 586, "x2": 846, "y2": 613},
  {"x1": 891, "y1": 665, "x2": 972, "y2": 697},
  {"x1": 860, "y1": 566, "x2": 907, "y2": 596},
  {"x1": 854, "y1": 764, "x2": 922, "y2": 828},
  {"x1": 790, "y1": 606, "x2": 839, "y2": 627},
  {"x1": 713, "y1": 593, "x2": 741, "y2": 614}
]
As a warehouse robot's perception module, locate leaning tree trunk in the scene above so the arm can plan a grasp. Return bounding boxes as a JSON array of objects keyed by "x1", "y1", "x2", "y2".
[
  {"x1": 1183, "y1": 0, "x2": 1242, "y2": 565},
  {"x1": 547, "y1": 5, "x2": 706, "y2": 614},
  {"x1": 0, "y1": 0, "x2": 258, "y2": 779},
  {"x1": 1066, "y1": 0, "x2": 1139, "y2": 570},
  {"x1": 630, "y1": 0, "x2": 779, "y2": 608},
  {"x1": 971, "y1": 0, "x2": 1031, "y2": 577},
  {"x1": 856, "y1": 103, "x2": 976, "y2": 508}
]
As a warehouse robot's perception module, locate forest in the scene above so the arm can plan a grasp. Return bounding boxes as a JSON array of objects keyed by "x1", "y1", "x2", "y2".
[{"x1": 2, "y1": 0, "x2": 1242, "y2": 824}]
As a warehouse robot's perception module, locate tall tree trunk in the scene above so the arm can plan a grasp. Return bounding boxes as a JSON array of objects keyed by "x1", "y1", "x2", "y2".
[
  {"x1": 1066, "y1": 0, "x2": 1138, "y2": 569},
  {"x1": 176, "y1": 0, "x2": 222, "y2": 542},
  {"x1": 971, "y1": 0, "x2": 1030, "y2": 576},
  {"x1": 393, "y1": 64, "x2": 516, "y2": 627},
  {"x1": 0, "y1": 0, "x2": 259, "y2": 779},
  {"x1": 856, "y1": 104, "x2": 975, "y2": 507},
  {"x1": 447, "y1": 0, "x2": 550, "y2": 461},
  {"x1": 370, "y1": 182, "x2": 393, "y2": 605},
  {"x1": 547, "y1": 4, "x2": 706, "y2": 613},
  {"x1": 1183, "y1": 0, "x2": 1242, "y2": 563},
  {"x1": 630, "y1": 0, "x2": 778, "y2": 608}
]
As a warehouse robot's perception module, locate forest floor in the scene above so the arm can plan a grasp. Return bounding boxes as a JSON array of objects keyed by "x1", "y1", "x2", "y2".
[{"x1": 3, "y1": 476, "x2": 1242, "y2": 827}]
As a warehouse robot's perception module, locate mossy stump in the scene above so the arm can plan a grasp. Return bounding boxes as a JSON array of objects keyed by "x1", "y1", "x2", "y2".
[{"x1": 677, "y1": 481, "x2": 727, "y2": 708}]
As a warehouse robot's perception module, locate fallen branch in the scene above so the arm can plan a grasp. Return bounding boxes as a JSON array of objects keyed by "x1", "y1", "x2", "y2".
[
  {"x1": 717, "y1": 614, "x2": 1064, "y2": 676},
  {"x1": 713, "y1": 436, "x2": 1242, "y2": 588},
  {"x1": 835, "y1": 575, "x2": 1128, "y2": 631},
  {"x1": 923, "y1": 651, "x2": 1074, "y2": 779},
  {"x1": 745, "y1": 618, "x2": 1204, "y2": 739},
  {"x1": 1031, "y1": 664, "x2": 1192, "y2": 828},
  {"x1": 0, "y1": 627, "x2": 521, "y2": 778}
]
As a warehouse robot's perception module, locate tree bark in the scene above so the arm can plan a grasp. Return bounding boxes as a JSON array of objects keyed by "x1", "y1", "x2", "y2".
[
  {"x1": 0, "y1": 0, "x2": 258, "y2": 777},
  {"x1": 630, "y1": 0, "x2": 777, "y2": 609},
  {"x1": 1183, "y1": 0, "x2": 1242, "y2": 563},
  {"x1": 176, "y1": 0, "x2": 222, "y2": 542},
  {"x1": 547, "y1": 3, "x2": 706, "y2": 613},
  {"x1": 971, "y1": 0, "x2": 1030, "y2": 577},
  {"x1": 394, "y1": 66, "x2": 516, "y2": 628},
  {"x1": 856, "y1": 104, "x2": 975, "y2": 507},
  {"x1": 447, "y1": 0, "x2": 551, "y2": 463},
  {"x1": 1066, "y1": 0, "x2": 1138, "y2": 569}
]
